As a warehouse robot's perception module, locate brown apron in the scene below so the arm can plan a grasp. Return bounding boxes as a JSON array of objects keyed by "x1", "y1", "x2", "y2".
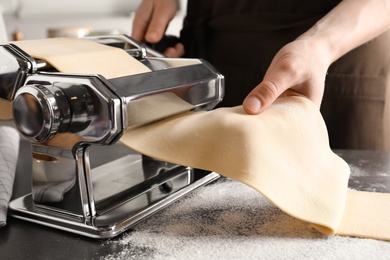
[{"x1": 181, "y1": 0, "x2": 390, "y2": 150}]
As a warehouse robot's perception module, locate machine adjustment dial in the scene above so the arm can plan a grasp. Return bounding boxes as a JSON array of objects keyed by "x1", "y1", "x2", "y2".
[{"x1": 13, "y1": 84, "x2": 93, "y2": 142}]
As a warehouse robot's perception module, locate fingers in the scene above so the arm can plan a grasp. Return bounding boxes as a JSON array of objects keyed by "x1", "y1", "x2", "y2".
[
  {"x1": 132, "y1": 0, "x2": 178, "y2": 43},
  {"x1": 243, "y1": 53, "x2": 291, "y2": 114},
  {"x1": 146, "y1": 1, "x2": 178, "y2": 43},
  {"x1": 243, "y1": 59, "x2": 303, "y2": 114},
  {"x1": 243, "y1": 80, "x2": 281, "y2": 114},
  {"x1": 243, "y1": 65, "x2": 323, "y2": 115},
  {"x1": 163, "y1": 43, "x2": 185, "y2": 57},
  {"x1": 132, "y1": 0, "x2": 153, "y2": 42},
  {"x1": 242, "y1": 43, "x2": 323, "y2": 115}
]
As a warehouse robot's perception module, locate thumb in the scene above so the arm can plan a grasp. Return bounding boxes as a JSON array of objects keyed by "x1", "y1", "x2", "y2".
[{"x1": 243, "y1": 79, "x2": 283, "y2": 115}]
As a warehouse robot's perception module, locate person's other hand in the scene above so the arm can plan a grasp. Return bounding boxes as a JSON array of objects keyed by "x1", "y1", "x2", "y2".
[
  {"x1": 162, "y1": 43, "x2": 185, "y2": 57},
  {"x1": 243, "y1": 39, "x2": 331, "y2": 114},
  {"x1": 132, "y1": 0, "x2": 183, "y2": 57}
]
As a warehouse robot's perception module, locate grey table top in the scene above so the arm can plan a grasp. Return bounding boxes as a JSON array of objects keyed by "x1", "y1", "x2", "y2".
[{"x1": 1, "y1": 140, "x2": 390, "y2": 260}]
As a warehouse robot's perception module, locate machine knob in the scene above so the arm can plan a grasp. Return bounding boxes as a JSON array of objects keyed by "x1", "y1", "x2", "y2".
[{"x1": 13, "y1": 84, "x2": 94, "y2": 142}]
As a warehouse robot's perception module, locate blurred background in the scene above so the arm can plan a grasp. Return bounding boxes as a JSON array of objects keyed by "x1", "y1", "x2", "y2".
[{"x1": 0, "y1": 0, "x2": 186, "y2": 41}]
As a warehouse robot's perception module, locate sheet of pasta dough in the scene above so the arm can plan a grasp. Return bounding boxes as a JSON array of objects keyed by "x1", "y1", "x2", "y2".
[
  {"x1": 0, "y1": 100, "x2": 12, "y2": 120},
  {"x1": 5, "y1": 38, "x2": 390, "y2": 240},
  {"x1": 120, "y1": 97, "x2": 390, "y2": 240},
  {"x1": 12, "y1": 37, "x2": 151, "y2": 79}
]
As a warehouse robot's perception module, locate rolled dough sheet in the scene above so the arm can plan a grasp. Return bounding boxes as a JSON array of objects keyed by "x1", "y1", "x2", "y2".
[
  {"x1": 120, "y1": 96, "x2": 390, "y2": 241},
  {"x1": 0, "y1": 100, "x2": 12, "y2": 120},
  {"x1": 336, "y1": 189, "x2": 390, "y2": 240},
  {"x1": 12, "y1": 37, "x2": 151, "y2": 79}
]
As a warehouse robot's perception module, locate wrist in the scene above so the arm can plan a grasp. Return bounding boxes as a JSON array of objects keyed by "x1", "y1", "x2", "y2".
[{"x1": 295, "y1": 30, "x2": 335, "y2": 67}]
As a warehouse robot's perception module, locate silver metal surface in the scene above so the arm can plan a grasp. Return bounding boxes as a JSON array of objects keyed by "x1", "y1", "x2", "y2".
[
  {"x1": 0, "y1": 44, "x2": 35, "y2": 101},
  {"x1": 86, "y1": 34, "x2": 148, "y2": 59},
  {"x1": 10, "y1": 143, "x2": 220, "y2": 238},
  {"x1": 1, "y1": 35, "x2": 224, "y2": 238},
  {"x1": 13, "y1": 85, "x2": 67, "y2": 141},
  {"x1": 15, "y1": 74, "x2": 123, "y2": 144}
]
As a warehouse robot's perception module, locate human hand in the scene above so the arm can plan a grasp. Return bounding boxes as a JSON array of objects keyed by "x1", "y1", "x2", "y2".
[
  {"x1": 132, "y1": 0, "x2": 184, "y2": 57},
  {"x1": 243, "y1": 39, "x2": 332, "y2": 114},
  {"x1": 163, "y1": 43, "x2": 185, "y2": 58}
]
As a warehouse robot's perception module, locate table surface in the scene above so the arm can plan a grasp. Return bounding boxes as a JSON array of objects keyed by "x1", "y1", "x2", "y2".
[{"x1": 1, "y1": 140, "x2": 390, "y2": 260}]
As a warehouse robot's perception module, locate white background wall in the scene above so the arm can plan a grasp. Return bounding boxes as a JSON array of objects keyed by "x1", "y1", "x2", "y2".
[{"x1": 0, "y1": 0, "x2": 186, "y2": 41}]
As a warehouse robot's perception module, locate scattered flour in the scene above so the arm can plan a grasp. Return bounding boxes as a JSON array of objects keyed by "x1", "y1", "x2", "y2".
[{"x1": 101, "y1": 178, "x2": 390, "y2": 260}]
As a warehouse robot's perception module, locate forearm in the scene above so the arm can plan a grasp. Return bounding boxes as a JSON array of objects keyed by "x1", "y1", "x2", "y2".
[{"x1": 298, "y1": 0, "x2": 390, "y2": 63}]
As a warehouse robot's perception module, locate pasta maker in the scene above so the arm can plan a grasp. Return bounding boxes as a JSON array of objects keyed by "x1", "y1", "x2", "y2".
[{"x1": 0, "y1": 35, "x2": 224, "y2": 238}]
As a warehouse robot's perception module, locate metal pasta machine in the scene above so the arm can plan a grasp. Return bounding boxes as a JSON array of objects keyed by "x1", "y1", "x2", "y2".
[{"x1": 0, "y1": 35, "x2": 224, "y2": 238}]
